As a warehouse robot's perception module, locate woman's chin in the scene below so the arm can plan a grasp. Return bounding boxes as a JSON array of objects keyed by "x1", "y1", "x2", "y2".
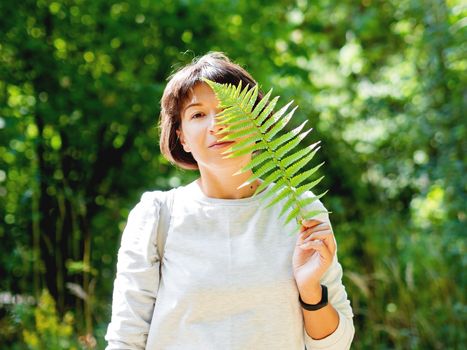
[{"x1": 198, "y1": 159, "x2": 248, "y2": 173}]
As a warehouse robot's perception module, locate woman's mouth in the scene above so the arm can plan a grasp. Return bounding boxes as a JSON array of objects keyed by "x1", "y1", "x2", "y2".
[{"x1": 209, "y1": 141, "x2": 235, "y2": 149}]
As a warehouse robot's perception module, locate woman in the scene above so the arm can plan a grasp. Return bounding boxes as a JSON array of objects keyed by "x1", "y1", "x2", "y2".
[{"x1": 105, "y1": 52, "x2": 355, "y2": 349}]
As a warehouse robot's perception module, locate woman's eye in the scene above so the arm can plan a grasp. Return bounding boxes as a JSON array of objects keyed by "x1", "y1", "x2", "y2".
[{"x1": 191, "y1": 113, "x2": 204, "y2": 119}]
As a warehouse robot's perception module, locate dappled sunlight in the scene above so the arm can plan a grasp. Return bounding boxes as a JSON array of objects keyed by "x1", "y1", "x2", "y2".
[{"x1": 0, "y1": 0, "x2": 464, "y2": 348}]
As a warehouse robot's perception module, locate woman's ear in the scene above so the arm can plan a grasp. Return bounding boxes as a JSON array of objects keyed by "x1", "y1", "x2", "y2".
[{"x1": 176, "y1": 128, "x2": 191, "y2": 153}]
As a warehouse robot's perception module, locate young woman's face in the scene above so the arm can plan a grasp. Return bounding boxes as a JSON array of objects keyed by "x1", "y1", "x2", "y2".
[{"x1": 176, "y1": 82, "x2": 252, "y2": 171}]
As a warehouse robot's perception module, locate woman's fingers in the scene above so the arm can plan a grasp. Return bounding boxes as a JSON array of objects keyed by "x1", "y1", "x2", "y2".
[
  {"x1": 299, "y1": 227, "x2": 336, "y2": 256},
  {"x1": 299, "y1": 239, "x2": 325, "y2": 250},
  {"x1": 300, "y1": 219, "x2": 321, "y2": 231},
  {"x1": 303, "y1": 230, "x2": 333, "y2": 242},
  {"x1": 297, "y1": 222, "x2": 330, "y2": 242},
  {"x1": 298, "y1": 219, "x2": 336, "y2": 252},
  {"x1": 304, "y1": 223, "x2": 330, "y2": 234},
  {"x1": 298, "y1": 240, "x2": 333, "y2": 261},
  {"x1": 300, "y1": 223, "x2": 331, "y2": 239}
]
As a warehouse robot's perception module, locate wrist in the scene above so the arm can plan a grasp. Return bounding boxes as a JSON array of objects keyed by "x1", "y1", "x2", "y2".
[
  {"x1": 299, "y1": 284, "x2": 329, "y2": 311},
  {"x1": 298, "y1": 283, "x2": 322, "y2": 304}
]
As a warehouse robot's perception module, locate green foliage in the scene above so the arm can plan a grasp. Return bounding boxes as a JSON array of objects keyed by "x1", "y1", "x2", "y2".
[
  {"x1": 205, "y1": 79, "x2": 328, "y2": 229},
  {"x1": 0, "y1": 0, "x2": 464, "y2": 349},
  {"x1": 13, "y1": 290, "x2": 80, "y2": 350}
]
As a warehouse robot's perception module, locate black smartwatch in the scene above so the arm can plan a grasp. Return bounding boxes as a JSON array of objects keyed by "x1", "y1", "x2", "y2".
[{"x1": 299, "y1": 285, "x2": 328, "y2": 311}]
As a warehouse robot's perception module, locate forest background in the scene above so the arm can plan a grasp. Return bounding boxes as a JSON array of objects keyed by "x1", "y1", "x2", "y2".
[{"x1": 0, "y1": 0, "x2": 465, "y2": 349}]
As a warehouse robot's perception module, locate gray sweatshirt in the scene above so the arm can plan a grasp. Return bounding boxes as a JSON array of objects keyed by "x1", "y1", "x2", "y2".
[{"x1": 105, "y1": 180, "x2": 354, "y2": 349}]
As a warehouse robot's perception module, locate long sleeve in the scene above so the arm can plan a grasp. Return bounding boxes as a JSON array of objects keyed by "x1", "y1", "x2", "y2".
[
  {"x1": 303, "y1": 255, "x2": 355, "y2": 349},
  {"x1": 105, "y1": 192, "x2": 162, "y2": 350},
  {"x1": 302, "y1": 196, "x2": 355, "y2": 350}
]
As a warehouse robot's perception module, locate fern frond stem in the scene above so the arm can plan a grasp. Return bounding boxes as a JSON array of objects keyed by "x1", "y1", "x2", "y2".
[
  {"x1": 258, "y1": 134, "x2": 308, "y2": 226},
  {"x1": 231, "y1": 95, "x2": 309, "y2": 225}
]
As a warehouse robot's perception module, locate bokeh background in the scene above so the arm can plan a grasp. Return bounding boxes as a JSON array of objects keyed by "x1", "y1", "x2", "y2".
[{"x1": 0, "y1": 0, "x2": 465, "y2": 349}]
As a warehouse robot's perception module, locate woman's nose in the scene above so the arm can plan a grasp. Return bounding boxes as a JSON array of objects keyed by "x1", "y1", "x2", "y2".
[{"x1": 208, "y1": 112, "x2": 225, "y2": 134}]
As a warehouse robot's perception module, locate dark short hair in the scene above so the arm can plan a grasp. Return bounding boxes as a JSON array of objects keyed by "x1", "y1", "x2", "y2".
[{"x1": 159, "y1": 52, "x2": 265, "y2": 170}]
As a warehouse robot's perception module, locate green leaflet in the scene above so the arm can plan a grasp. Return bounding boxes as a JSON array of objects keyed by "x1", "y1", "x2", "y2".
[
  {"x1": 264, "y1": 186, "x2": 291, "y2": 208},
  {"x1": 279, "y1": 189, "x2": 328, "y2": 219},
  {"x1": 286, "y1": 153, "x2": 323, "y2": 178},
  {"x1": 258, "y1": 169, "x2": 282, "y2": 190},
  {"x1": 256, "y1": 95, "x2": 280, "y2": 125},
  {"x1": 251, "y1": 89, "x2": 272, "y2": 120},
  {"x1": 265, "y1": 105, "x2": 298, "y2": 140},
  {"x1": 245, "y1": 84, "x2": 259, "y2": 112},
  {"x1": 219, "y1": 118, "x2": 253, "y2": 133},
  {"x1": 261, "y1": 179, "x2": 287, "y2": 203},
  {"x1": 288, "y1": 209, "x2": 329, "y2": 236},
  {"x1": 268, "y1": 120, "x2": 308, "y2": 150},
  {"x1": 224, "y1": 141, "x2": 267, "y2": 158},
  {"x1": 233, "y1": 148, "x2": 270, "y2": 174},
  {"x1": 291, "y1": 167, "x2": 324, "y2": 188},
  {"x1": 260, "y1": 101, "x2": 295, "y2": 135},
  {"x1": 281, "y1": 141, "x2": 320, "y2": 168},
  {"x1": 244, "y1": 160, "x2": 276, "y2": 183},
  {"x1": 216, "y1": 109, "x2": 246, "y2": 125},
  {"x1": 240, "y1": 83, "x2": 257, "y2": 109},
  {"x1": 276, "y1": 129, "x2": 312, "y2": 159},
  {"x1": 203, "y1": 78, "x2": 329, "y2": 227},
  {"x1": 226, "y1": 134, "x2": 262, "y2": 152},
  {"x1": 219, "y1": 126, "x2": 256, "y2": 141}
]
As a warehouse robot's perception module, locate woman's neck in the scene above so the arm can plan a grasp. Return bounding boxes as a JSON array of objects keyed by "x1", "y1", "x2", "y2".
[{"x1": 196, "y1": 167, "x2": 262, "y2": 199}]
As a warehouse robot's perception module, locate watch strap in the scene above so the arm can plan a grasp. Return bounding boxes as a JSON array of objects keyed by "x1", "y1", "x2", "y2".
[{"x1": 299, "y1": 284, "x2": 328, "y2": 311}]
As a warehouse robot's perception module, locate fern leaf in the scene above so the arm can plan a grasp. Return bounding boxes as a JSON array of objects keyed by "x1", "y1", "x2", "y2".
[
  {"x1": 239, "y1": 84, "x2": 254, "y2": 106},
  {"x1": 214, "y1": 81, "x2": 242, "y2": 107},
  {"x1": 255, "y1": 95, "x2": 280, "y2": 125},
  {"x1": 261, "y1": 179, "x2": 287, "y2": 202},
  {"x1": 284, "y1": 145, "x2": 320, "y2": 178},
  {"x1": 247, "y1": 160, "x2": 276, "y2": 182},
  {"x1": 227, "y1": 135, "x2": 262, "y2": 152},
  {"x1": 281, "y1": 195, "x2": 326, "y2": 225},
  {"x1": 268, "y1": 120, "x2": 308, "y2": 151},
  {"x1": 223, "y1": 140, "x2": 267, "y2": 158},
  {"x1": 286, "y1": 209, "x2": 329, "y2": 236},
  {"x1": 297, "y1": 185, "x2": 328, "y2": 198},
  {"x1": 203, "y1": 78, "x2": 329, "y2": 228},
  {"x1": 275, "y1": 130, "x2": 310, "y2": 159},
  {"x1": 253, "y1": 169, "x2": 282, "y2": 193},
  {"x1": 284, "y1": 205, "x2": 301, "y2": 225},
  {"x1": 264, "y1": 186, "x2": 292, "y2": 208},
  {"x1": 242, "y1": 84, "x2": 258, "y2": 111},
  {"x1": 280, "y1": 190, "x2": 328, "y2": 218},
  {"x1": 271, "y1": 174, "x2": 325, "y2": 222},
  {"x1": 217, "y1": 108, "x2": 249, "y2": 125},
  {"x1": 302, "y1": 209, "x2": 328, "y2": 222},
  {"x1": 219, "y1": 126, "x2": 256, "y2": 141},
  {"x1": 234, "y1": 150, "x2": 271, "y2": 174},
  {"x1": 291, "y1": 166, "x2": 324, "y2": 188},
  {"x1": 236, "y1": 82, "x2": 250, "y2": 104},
  {"x1": 281, "y1": 141, "x2": 320, "y2": 168},
  {"x1": 264, "y1": 105, "x2": 298, "y2": 140},
  {"x1": 233, "y1": 80, "x2": 243, "y2": 97},
  {"x1": 228, "y1": 79, "x2": 241, "y2": 97},
  {"x1": 251, "y1": 89, "x2": 272, "y2": 119},
  {"x1": 297, "y1": 196, "x2": 324, "y2": 209},
  {"x1": 275, "y1": 129, "x2": 312, "y2": 159},
  {"x1": 279, "y1": 200, "x2": 295, "y2": 221},
  {"x1": 220, "y1": 118, "x2": 255, "y2": 133},
  {"x1": 260, "y1": 101, "x2": 296, "y2": 135},
  {"x1": 215, "y1": 81, "x2": 236, "y2": 102}
]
